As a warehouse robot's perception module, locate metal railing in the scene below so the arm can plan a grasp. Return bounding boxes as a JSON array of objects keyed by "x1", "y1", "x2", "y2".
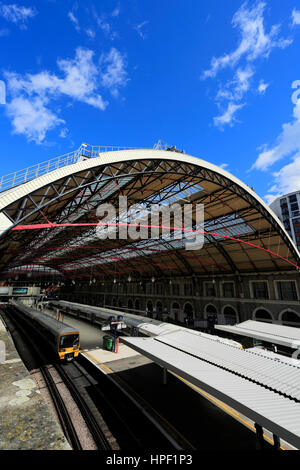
[{"x1": 0, "y1": 143, "x2": 140, "y2": 193}]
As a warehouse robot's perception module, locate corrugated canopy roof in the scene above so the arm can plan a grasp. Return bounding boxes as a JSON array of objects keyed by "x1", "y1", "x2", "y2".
[
  {"x1": 123, "y1": 329, "x2": 300, "y2": 448},
  {"x1": 216, "y1": 320, "x2": 300, "y2": 349}
]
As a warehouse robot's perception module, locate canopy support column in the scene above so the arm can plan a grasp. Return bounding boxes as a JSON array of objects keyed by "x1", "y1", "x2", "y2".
[
  {"x1": 162, "y1": 367, "x2": 168, "y2": 385},
  {"x1": 255, "y1": 423, "x2": 266, "y2": 450}
]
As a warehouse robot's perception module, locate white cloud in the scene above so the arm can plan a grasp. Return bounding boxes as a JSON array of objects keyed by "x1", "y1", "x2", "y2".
[
  {"x1": 252, "y1": 98, "x2": 300, "y2": 171},
  {"x1": 265, "y1": 156, "x2": 300, "y2": 203},
  {"x1": 59, "y1": 128, "x2": 69, "y2": 139},
  {"x1": 7, "y1": 48, "x2": 108, "y2": 109},
  {"x1": 68, "y1": 4, "x2": 119, "y2": 40},
  {"x1": 292, "y1": 9, "x2": 300, "y2": 26},
  {"x1": 217, "y1": 66, "x2": 254, "y2": 102},
  {"x1": 135, "y1": 21, "x2": 148, "y2": 40},
  {"x1": 68, "y1": 10, "x2": 80, "y2": 32},
  {"x1": 111, "y1": 5, "x2": 120, "y2": 17},
  {"x1": 86, "y1": 28, "x2": 95, "y2": 39},
  {"x1": 6, "y1": 96, "x2": 65, "y2": 144},
  {"x1": 203, "y1": 2, "x2": 291, "y2": 79},
  {"x1": 213, "y1": 102, "x2": 244, "y2": 128},
  {"x1": 219, "y1": 163, "x2": 229, "y2": 169},
  {"x1": 4, "y1": 47, "x2": 129, "y2": 143},
  {"x1": 100, "y1": 48, "x2": 128, "y2": 97},
  {"x1": 0, "y1": 2, "x2": 37, "y2": 28},
  {"x1": 258, "y1": 79, "x2": 269, "y2": 94},
  {"x1": 202, "y1": 2, "x2": 292, "y2": 128},
  {"x1": 251, "y1": 82, "x2": 300, "y2": 201},
  {"x1": 93, "y1": 10, "x2": 116, "y2": 39}
]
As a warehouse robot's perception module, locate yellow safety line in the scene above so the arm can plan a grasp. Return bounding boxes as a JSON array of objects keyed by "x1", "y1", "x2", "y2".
[
  {"x1": 82, "y1": 350, "x2": 113, "y2": 374},
  {"x1": 170, "y1": 370, "x2": 286, "y2": 451},
  {"x1": 81, "y1": 350, "x2": 196, "y2": 450}
]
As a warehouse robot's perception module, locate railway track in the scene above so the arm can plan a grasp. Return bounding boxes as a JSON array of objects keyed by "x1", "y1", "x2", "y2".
[
  {"x1": 3, "y1": 305, "x2": 192, "y2": 450},
  {"x1": 60, "y1": 359, "x2": 144, "y2": 448},
  {"x1": 1, "y1": 308, "x2": 113, "y2": 450},
  {"x1": 56, "y1": 361, "x2": 113, "y2": 450},
  {"x1": 38, "y1": 363, "x2": 82, "y2": 450}
]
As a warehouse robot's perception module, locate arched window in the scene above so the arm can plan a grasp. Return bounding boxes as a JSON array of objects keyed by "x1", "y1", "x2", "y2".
[
  {"x1": 223, "y1": 306, "x2": 238, "y2": 324},
  {"x1": 171, "y1": 302, "x2": 180, "y2": 321},
  {"x1": 280, "y1": 310, "x2": 300, "y2": 328},
  {"x1": 128, "y1": 299, "x2": 133, "y2": 312},
  {"x1": 205, "y1": 304, "x2": 217, "y2": 315},
  {"x1": 156, "y1": 301, "x2": 163, "y2": 313},
  {"x1": 253, "y1": 308, "x2": 273, "y2": 323},
  {"x1": 205, "y1": 304, "x2": 218, "y2": 326},
  {"x1": 147, "y1": 301, "x2": 153, "y2": 312},
  {"x1": 184, "y1": 303, "x2": 194, "y2": 318},
  {"x1": 135, "y1": 299, "x2": 140, "y2": 312}
]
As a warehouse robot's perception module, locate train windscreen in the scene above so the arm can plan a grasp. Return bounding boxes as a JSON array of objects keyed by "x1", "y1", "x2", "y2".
[{"x1": 59, "y1": 334, "x2": 79, "y2": 349}]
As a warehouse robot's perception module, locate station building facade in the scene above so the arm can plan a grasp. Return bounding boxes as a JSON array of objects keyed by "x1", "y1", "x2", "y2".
[{"x1": 60, "y1": 270, "x2": 300, "y2": 328}]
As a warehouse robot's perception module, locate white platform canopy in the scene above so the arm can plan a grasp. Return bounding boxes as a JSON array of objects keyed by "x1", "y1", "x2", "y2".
[
  {"x1": 122, "y1": 329, "x2": 300, "y2": 449},
  {"x1": 215, "y1": 320, "x2": 300, "y2": 349}
]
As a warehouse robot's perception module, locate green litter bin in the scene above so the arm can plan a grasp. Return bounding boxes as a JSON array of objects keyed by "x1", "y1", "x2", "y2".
[{"x1": 103, "y1": 335, "x2": 114, "y2": 351}]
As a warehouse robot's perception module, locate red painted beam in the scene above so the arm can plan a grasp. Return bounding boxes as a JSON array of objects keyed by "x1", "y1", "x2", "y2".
[{"x1": 10, "y1": 221, "x2": 300, "y2": 270}]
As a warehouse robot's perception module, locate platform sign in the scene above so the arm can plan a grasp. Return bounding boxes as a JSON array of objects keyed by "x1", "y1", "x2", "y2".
[
  {"x1": 101, "y1": 321, "x2": 126, "y2": 331},
  {"x1": 110, "y1": 321, "x2": 127, "y2": 330},
  {"x1": 12, "y1": 287, "x2": 28, "y2": 295}
]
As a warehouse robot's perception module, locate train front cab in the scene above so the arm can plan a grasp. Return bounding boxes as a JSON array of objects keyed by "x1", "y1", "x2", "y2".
[{"x1": 58, "y1": 332, "x2": 80, "y2": 361}]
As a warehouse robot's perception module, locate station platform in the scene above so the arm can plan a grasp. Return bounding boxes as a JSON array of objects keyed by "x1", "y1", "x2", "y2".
[
  {"x1": 0, "y1": 316, "x2": 70, "y2": 450},
  {"x1": 38, "y1": 307, "x2": 293, "y2": 449},
  {"x1": 81, "y1": 345, "x2": 261, "y2": 450}
]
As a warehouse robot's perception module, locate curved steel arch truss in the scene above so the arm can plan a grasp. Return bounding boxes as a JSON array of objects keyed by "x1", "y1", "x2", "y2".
[{"x1": 0, "y1": 148, "x2": 299, "y2": 283}]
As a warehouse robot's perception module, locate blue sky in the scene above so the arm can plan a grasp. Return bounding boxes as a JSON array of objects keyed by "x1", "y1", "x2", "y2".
[{"x1": 1, "y1": 0, "x2": 300, "y2": 204}]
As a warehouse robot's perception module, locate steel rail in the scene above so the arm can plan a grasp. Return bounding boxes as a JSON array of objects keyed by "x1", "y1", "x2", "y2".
[
  {"x1": 9, "y1": 304, "x2": 112, "y2": 449},
  {"x1": 39, "y1": 364, "x2": 83, "y2": 450},
  {"x1": 55, "y1": 361, "x2": 112, "y2": 450},
  {"x1": 2, "y1": 307, "x2": 83, "y2": 450}
]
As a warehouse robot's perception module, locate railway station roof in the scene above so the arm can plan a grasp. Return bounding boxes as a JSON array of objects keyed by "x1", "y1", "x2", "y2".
[
  {"x1": 0, "y1": 143, "x2": 299, "y2": 282},
  {"x1": 215, "y1": 320, "x2": 300, "y2": 349},
  {"x1": 123, "y1": 329, "x2": 300, "y2": 448}
]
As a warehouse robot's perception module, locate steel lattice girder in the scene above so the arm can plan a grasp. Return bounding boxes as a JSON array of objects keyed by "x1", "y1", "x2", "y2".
[{"x1": 0, "y1": 149, "x2": 299, "y2": 281}]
